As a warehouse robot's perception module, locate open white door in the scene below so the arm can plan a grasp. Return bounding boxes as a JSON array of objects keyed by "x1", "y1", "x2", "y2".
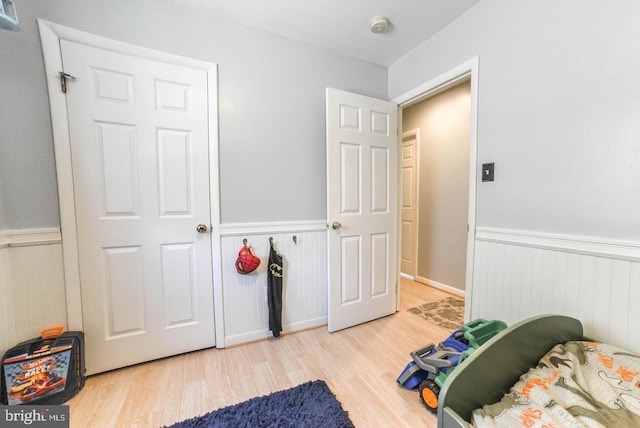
[
  {"x1": 61, "y1": 40, "x2": 216, "y2": 374},
  {"x1": 326, "y1": 88, "x2": 398, "y2": 332}
]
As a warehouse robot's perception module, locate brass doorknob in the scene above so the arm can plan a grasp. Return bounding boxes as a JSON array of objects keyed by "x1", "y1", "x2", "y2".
[
  {"x1": 332, "y1": 221, "x2": 342, "y2": 230},
  {"x1": 196, "y1": 224, "x2": 208, "y2": 233}
]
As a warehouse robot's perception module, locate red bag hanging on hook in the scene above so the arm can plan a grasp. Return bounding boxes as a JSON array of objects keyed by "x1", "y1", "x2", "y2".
[{"x1": 235, "y1": 245, "x2": 261, "y2": 274}]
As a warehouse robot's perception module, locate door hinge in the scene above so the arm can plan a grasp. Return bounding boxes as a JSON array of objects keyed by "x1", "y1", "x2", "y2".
[{"x1": 59, "y1": 72, "x2": 77, "y2": 93}]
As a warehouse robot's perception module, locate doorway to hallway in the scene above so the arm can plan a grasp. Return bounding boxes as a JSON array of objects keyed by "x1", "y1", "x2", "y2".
[
  {"x1": 393, "y1": 57, "x2": 479, "y2": 317},
  {"x1": 401, "y1": 80, "x2": 471, "y2": 296}
]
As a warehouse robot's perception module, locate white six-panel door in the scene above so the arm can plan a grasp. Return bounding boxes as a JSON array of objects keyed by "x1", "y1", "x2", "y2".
[
  {"x1": 326, "y1": 88, "x2": 398, "y2": 332},
  {"x1": 61, "y1": 40, "x2": 216, "y2": 374},
  {"x1": 401, "y1": 130, "x2": 419, "y2": 277}
]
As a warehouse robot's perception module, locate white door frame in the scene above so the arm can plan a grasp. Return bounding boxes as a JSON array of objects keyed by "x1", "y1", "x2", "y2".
[
  {"x1": 37, "y1": 19, "x2": 225, "y2": 346},
  {"x1": 392, "y1": 57, "x2": 479, "y2": 322}
]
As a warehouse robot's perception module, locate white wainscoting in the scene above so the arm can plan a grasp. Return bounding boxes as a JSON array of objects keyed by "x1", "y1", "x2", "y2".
[
  {"x1": 472, "y1": 227, "x2": 640, "y2": 354},
  {"x1": 0, "y1": 223, "x2": 327, "y2": 353},
  {"x1": 0, "y1": 229, "x2": 67, "y2": 354},
  {"x1": 219, "y1": 221, "x2": 327, "y2": 346}
]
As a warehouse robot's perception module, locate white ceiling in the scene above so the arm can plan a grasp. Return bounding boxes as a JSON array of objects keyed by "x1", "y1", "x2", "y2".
[{"x1": 169, "y1": 0, "x2": 481, "y2": 66}]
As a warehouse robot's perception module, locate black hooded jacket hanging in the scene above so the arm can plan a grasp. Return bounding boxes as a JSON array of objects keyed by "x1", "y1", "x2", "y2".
[{"x1": 267, "y1": 239, "x2": 283, "y2": 337}]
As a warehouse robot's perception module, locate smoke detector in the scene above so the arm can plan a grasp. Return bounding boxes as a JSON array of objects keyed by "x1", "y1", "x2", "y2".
[{"x1": 370, "y1": 16, "x2": 390, "y2": 34}]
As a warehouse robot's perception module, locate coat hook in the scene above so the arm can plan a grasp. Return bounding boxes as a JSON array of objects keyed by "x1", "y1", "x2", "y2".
[
  {"x1": 269, "y1": 237, "x2": 274, "y2": 245},
  {"x1": 243, "y1": 238, "x2": 248, "y2": 246},
  {"x1": 292, "y1": 235, "x2": 297, "y2": 244}
]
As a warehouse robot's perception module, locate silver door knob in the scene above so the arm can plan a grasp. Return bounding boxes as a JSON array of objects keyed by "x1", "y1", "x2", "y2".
[
  {"x1": 332, "y1": 221, "x2": 342, "y2": 230},
  {"x1": 196, "y1": 224, "x2": 208, "y2": 233}
]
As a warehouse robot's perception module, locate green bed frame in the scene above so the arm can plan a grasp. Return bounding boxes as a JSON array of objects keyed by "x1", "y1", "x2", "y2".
[{"x1": 437, "y1": 314, "x2": 585, "y2": 428}]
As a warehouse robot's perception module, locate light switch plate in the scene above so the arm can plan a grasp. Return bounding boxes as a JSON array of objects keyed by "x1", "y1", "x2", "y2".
[{"x1": 482, "y1": 163, "x2": 494, "y2": 182}]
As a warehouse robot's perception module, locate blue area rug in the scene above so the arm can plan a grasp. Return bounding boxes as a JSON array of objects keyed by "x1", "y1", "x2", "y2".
[{"x1": 167, "y1": 380, "x2": 355, "y2": 428}]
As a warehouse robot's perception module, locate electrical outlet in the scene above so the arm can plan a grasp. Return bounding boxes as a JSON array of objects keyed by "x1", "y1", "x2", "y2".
[{"x1": 482, "y1": 163, "x2": 494, "y2": 182}]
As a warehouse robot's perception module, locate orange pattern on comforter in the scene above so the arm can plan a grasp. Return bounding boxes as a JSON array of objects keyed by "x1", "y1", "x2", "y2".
[{"x1": 472, "y1": 341, "x2": 640, "y2": 428}]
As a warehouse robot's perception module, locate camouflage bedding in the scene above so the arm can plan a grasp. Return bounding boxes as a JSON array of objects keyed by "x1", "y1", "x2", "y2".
[{"x1": 472, "y1": 341, "x2": 640, "y2": 428}]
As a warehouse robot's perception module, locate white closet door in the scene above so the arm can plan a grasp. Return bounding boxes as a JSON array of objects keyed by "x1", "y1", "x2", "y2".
[{"x1": 62, "y1": 39, "x2": 216, "y2": 374}]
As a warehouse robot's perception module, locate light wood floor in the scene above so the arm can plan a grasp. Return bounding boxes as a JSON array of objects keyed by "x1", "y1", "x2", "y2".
[{"x1": 67, "y1": 278, "x2": 463, "y2": 427}]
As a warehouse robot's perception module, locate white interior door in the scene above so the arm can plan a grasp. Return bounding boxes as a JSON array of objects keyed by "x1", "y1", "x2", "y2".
[
  {"x1": 61, "y1": 40, "x2": 216, "y2": 374},
  {"x1": 326, "y1": 88, "x2": 398, "y2": 332},
  {"x1": 401, "y1": 130, "x2": 419, "y2": 277}
]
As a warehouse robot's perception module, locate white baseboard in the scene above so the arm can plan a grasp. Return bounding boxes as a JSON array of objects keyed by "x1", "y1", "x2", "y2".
[
  {"x1": 224, "y1": 317, "x2": 327, "y2": 347},
  {"x1": 286, "y1": 316, "x2": 328, "y2": 332},
  {"x1": 415, "y1": 275, "x2": 465, "y2": 298},
  {"x1": 400, "y1": 272, "x2": 415, "y2": 281}
]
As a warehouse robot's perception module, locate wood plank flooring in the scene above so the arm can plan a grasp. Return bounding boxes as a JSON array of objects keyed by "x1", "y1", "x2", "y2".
[{"x1": 67, "y1": 278, "x2": 463, "y2": 427}]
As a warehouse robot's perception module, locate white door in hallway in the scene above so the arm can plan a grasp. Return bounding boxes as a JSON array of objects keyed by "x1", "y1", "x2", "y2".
[
  {"x1": 61, "y1": 40, "x2": 217, "y2": 374},
  {"x1": 326, "y1": 88, "x2": 398, "y2": 332},
  {"x1": 401, "y1": 130, "x2": 419, "y2": 277}
]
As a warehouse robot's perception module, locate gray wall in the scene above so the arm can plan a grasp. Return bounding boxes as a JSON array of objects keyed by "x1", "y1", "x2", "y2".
[
  {"x1": 403, "y1": 81, "x2": 471, "y2": 291},
  {"x1": 0, "y1": 0, "x2": 387, "y2": 229},
  {"x1": 390, "y1": 0, "x2": 640, "y2": 240}
]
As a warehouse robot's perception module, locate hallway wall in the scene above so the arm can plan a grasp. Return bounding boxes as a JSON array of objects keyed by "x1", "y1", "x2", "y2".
[{"x1": 402, "y1": 81, "x2": 471, "y2": 291}]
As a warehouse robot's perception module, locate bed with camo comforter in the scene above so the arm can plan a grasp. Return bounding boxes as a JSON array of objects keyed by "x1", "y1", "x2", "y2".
[
  {"x1": 436, "y1": 315, "x2": 640, "y2": 428},
  {"x1": 472, "y1": 341, "x2": 640, "y2": 427}
]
